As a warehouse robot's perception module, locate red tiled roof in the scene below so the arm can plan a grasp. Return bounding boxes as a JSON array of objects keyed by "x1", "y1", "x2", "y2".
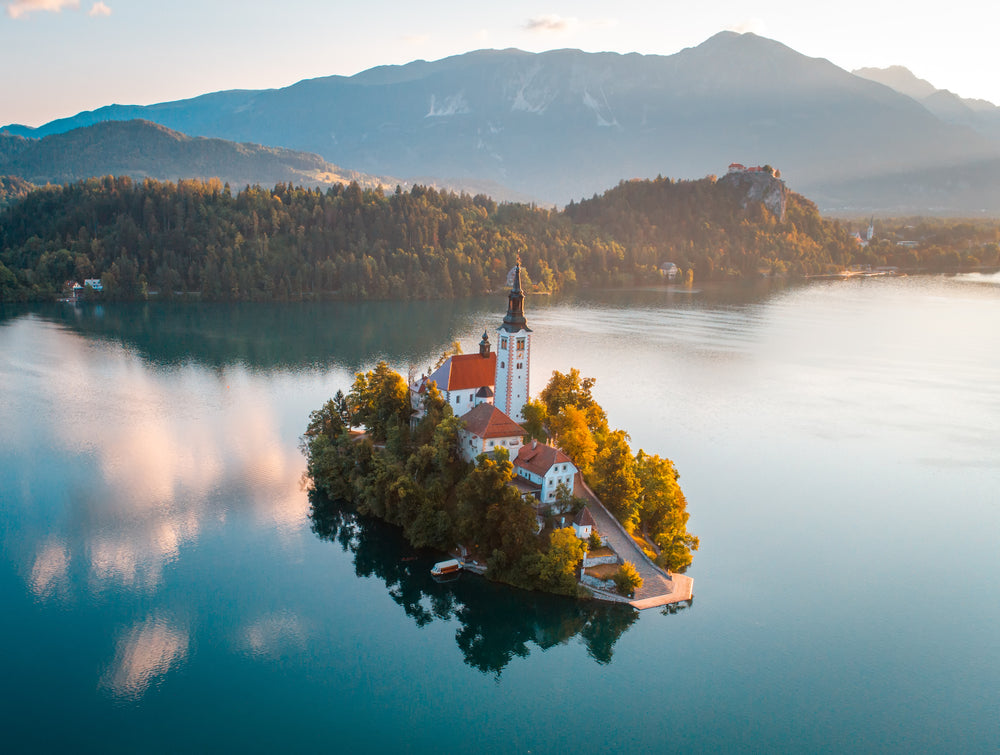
[
  {"x1": 575, "y1": 506, "x2": 596, "y2": 527},
  {"x1": 426, "y1": 353, "x2": 496, "y2": 392},
  {"x1": 460, "y1": 403, "x2": 524, "y2": 439},
  {"x1": 514, "y1": 442, "x2": 575, "y2": 477}
]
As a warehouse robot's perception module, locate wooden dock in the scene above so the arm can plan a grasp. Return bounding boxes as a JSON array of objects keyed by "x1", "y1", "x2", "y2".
[{"x1": 629, "y1": 572, "x2": 693, "y2": 610}]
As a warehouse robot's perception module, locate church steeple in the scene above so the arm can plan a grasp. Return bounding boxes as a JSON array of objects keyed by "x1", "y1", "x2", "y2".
[
  {"x1": 479, "y1": 329, "x2": 491, "y2": 357},
  {"x1": 495, "y1": 258, "x2": 532, "y2": 422},
  {"x1": 501, "y1": 261, "x2": 530, "y2": 333}
]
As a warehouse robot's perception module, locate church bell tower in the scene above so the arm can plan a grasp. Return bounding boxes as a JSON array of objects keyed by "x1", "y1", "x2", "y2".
[{"x1": 495, "y1": 261, "x2": 532, "y2": 422}]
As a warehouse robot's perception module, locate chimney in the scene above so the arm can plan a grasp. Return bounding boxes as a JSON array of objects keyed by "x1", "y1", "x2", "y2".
[{"x1": 532, "y1": 439, "x2": 537, "y2": 449}]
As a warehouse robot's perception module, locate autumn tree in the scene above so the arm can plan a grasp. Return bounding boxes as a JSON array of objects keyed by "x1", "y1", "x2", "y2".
[
  {"x1": 613, "y1": 562, "x2": 643, "y2": 597},
  {"x1": 592, "y1": 430, "x2": 641, "y2": 530},
  {"x1": 548, "y1": 404, "x2": 597, "y2": 475},
  {"x1": 635, "y1": 450, "x2": 699, "y2": 572}
]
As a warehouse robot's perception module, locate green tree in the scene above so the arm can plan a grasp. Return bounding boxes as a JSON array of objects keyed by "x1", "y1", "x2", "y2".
[
  {"x1": 613, "y1": 562, "x2": 642, "y2": 597},
  {"x1": 348, "y1": 361, "x2": 410, "y2": 442},
  {"x1": 520, "y1": 397, "x2": 548, "y2": 442},
  {"x1": 538, "y1": 527, "x2": 585, "y2": 596},
  {"x1": 302, "y1": 397, "x2": 346, "y2": 446}
]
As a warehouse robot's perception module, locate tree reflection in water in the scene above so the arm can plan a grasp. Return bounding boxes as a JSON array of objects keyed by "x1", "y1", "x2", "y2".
[{"x1": 309, "y1": 491, "x2": 646, "y2": 676}]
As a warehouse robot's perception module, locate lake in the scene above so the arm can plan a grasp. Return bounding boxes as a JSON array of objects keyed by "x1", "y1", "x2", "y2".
[{"x1": 1, "y1": 275, "x2": 998, "y2": 752}]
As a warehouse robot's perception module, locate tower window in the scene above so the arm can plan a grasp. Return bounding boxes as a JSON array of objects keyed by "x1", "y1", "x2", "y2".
[
  {"x1": 516, "y1": 362, "x2": 523, "y2": 370},
  {"x1": 500, "y1": 361, "x2": 505, "y2": 369},
  {"x1": 500, "y1": 337, "x2": 508, "y2": 349}
]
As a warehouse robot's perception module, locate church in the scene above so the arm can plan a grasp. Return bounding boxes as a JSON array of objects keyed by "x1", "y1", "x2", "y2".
[
  {"x1": 411, "y1": 261, "x2": 533, "y2": 423},
  {"x1": 410, "y1": 262, "x2": 580, "y2": 509}
]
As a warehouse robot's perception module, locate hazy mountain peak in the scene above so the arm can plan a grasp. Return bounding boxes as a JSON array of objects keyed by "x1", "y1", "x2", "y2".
[{"x1": 853, "y1": 65, "x2": 938, "y2": 99}]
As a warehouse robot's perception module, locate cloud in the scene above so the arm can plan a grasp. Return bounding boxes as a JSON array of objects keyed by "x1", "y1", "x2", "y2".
[
  {"x1": 523, "y1": 14, "x2": 578, "y2": 34},
  {"x1": 88, "y1": 0, "x2": 109, "y2": 16},
  {"x1": 6, "y1": 0, "x2": 79, "y2": 19},
  {"x1": 400, "y1": 33, "x2": 428, "y2": 45},
  {"x1": 522, "y1": 14, "x2": 617, "y2": 35},
  {"x1": 726, "y1": 18, "x2": 768, "y2": 35}
]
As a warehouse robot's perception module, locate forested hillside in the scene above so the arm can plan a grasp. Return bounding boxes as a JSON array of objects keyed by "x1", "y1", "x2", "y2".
[
  {"x1": 1, "y1": 174, "x2": 992, "y2": 303},
  {"x1": 0, "y1": 176, "x2": 33, "y2": 207}
]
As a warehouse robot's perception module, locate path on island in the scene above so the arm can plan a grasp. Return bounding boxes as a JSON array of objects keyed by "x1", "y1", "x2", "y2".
[{"x1": 577, "y1": 479, "x2": 693, "y2": 609}]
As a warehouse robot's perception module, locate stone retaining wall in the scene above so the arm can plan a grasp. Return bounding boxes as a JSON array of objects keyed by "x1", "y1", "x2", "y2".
[
  {"x1": 582, "y1": 554, "x2": 618, "y2": 568},
  {"x1": 581, "y1": 574, "x2": 616, "y2": 591}
]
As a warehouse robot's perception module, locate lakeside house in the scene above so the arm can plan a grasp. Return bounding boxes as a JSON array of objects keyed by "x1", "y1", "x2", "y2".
[
  {"x1": 659, "y1": 262, "x2": 679, "y2": 281},
  {"x1": 456, "y1": 402, "x2": 525, "y2": 464},
  {"x1": 513, "y1": 439, "x2": 579, "y2": 507}
]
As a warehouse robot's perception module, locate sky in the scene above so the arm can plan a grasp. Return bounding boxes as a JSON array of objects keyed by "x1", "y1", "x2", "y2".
[{"x1": 3, "y1": 0, "x2": 999, "y2": 127}]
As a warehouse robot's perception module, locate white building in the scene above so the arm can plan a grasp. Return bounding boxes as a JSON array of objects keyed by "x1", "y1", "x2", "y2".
[
  {"x1": 456, "y1": 403, "x2": 524, "y2": 464},
  {"x1": 411, "y1": 263, "x2": 534, "y2": 425},
  {"x1": 413, "y1": 331, "x2": 496, "y2": 418},
  {"x1": 573, "y1": 507, "x2": 596, "y2": 540},
  {"x1": 495, "y1": 263, "x2": 532, "y2": 422},
  {"x1": 513, "y1": 439, "x2": 578, "y2": 506},
  {"x1": 659, "y1": 262, "x2": 679, "y2": 281}
]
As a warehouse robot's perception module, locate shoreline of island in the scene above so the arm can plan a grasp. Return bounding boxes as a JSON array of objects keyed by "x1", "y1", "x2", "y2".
[{"x1": 302, "y1": 263, "x2": 697, "y2": 607}]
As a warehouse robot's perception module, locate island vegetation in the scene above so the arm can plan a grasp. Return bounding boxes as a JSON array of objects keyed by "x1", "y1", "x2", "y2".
[
  {"x1": 2, "y1": 173, "x2": 997, "y2": 303},
  {"x1": 303, "y1": 362, "x2": 697, "y2": 599}
]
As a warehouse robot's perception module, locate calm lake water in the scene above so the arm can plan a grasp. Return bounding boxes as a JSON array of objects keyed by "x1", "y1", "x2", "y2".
[{"x1": 1, "y1": 275, "x2": 998, "y2": 752}]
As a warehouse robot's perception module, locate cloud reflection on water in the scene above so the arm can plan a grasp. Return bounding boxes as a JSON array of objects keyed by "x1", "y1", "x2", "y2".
[
  {"x1": 0, "y1": 319, "x2": 312, "y2": 601},
  {"x1": 28, "y1": 538, "x2": 70, "y2": 600},
  {"x1": 100, "y1": 613, "x2": 189, "y2": 701},
  {"x1": 240, "y1": 610, "x2": 309, "y2": 660},
  {"x1": 1, "y1": 316, "x2": 320, "y2": 699}
]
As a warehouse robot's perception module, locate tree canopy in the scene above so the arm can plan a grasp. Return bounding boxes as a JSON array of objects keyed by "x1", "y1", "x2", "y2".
[{"x1": 4, "y1": 173, "x2": 988, "y2": 304}]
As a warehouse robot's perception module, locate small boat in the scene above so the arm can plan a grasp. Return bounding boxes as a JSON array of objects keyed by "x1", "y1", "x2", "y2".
[{"x1": 430, "y1": 559, "x2": 462, "y2": 578}]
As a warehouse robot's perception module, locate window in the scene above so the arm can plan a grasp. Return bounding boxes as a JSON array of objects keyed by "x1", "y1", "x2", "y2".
[
  {"x1": 516, "y1": 337, "x2": 525, "y2": 352},
  {"x1": 500, "y1": 337, "x2": 508, "y2": 349},
  {"x1": 516, "y1": 362, "x2": 523, "y2": 370},
  {"x1": 469, "y1": 393, "x2": 473, "y2": 402},
  {"x1": 456, "y1": 395, "x2": 460, "y2": 403},
  {"x1": 488, "y1": 440, "x2": 494, "y2": 447},
  {"x1": 500, "y1": 361, "x2": 505, "y2": 369}
]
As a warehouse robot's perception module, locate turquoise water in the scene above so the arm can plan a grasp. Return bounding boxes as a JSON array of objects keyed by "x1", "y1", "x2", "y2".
[{"x1": 1, "y1": 275, "x2": 998, "y2": 752}]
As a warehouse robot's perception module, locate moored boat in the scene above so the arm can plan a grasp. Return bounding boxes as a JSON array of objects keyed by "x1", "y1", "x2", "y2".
[{"x1": 430, "y1": 559, "x2": 461, "y2": 578}]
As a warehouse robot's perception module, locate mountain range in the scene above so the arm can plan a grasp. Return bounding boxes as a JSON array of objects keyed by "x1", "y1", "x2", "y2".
[
  {"x1": 0, "y1": 120, "x2": 395, "y2": 191},
  {"x1": 5, "y1": 31, "x2": 1000, "y2": 214},
  {"x1": 853, "y1": 65, "x2": 1000, "y2": 141}
]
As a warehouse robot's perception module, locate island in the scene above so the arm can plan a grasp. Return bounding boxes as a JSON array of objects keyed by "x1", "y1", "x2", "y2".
[{"x1": 302, "y1": 262, "x2": 697, "y2": 607}]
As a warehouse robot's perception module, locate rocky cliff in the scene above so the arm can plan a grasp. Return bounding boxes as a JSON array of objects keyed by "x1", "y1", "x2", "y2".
[{"x1": 718, "y1": 169, "x2": 787, "y2": 221}]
